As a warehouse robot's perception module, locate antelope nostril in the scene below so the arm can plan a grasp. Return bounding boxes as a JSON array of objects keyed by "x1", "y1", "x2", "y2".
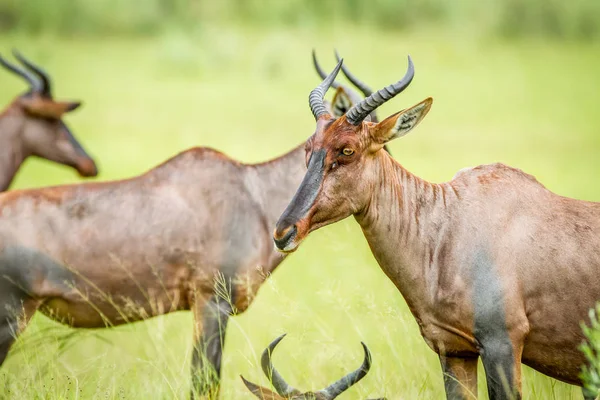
[{"x1": 274, "y1": 225, "x2": 297, "y2": 250}]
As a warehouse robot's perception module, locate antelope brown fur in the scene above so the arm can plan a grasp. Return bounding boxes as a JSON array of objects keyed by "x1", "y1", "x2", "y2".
[
  {"x1": 274, "y1": 56, "x2": 600, "y2": 399},
  {"x1": 0, "y1": 53, "x2": 377, "y2": 398},
  {"x1": 0, "y1": 50, "x2": 97, "y2": 192},
  {"x1": 241, "y1": 334, "x2": 385, "y2": 400}
]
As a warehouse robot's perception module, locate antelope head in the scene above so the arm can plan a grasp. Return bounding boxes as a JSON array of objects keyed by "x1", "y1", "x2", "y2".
[
  {"x1": 0, "y1": 50, "x2": 98, "y2": 179},
  {"x1": 241, "y1": 334, "x2": 385, "y2": 400},
  {"x1": 274, "y1": 54, "x2": 432, "y2": 253}
]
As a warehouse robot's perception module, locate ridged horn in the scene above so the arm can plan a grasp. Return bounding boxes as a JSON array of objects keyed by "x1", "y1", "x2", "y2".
[
  {"x1": 260, "y1": 334, "x2": 301, "y2": 397},
  {"x1": 309, "y1": 57, "x2": 343, "y2": 120},
  {"x1": 317, "y1": 342, "x2": 372, "y2": 399},
  {"x1": 345, "y1": 56, "x2": 414, "y2": 125}
]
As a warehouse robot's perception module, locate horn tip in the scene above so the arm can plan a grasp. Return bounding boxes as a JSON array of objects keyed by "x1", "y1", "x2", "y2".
[{"x1": 273, "y1": 333, "x2": 287, "y2": 344}]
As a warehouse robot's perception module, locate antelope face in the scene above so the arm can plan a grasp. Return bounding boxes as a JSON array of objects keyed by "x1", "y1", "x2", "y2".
[
  {"x1": 241, "y1": 334, "x2": 383, "y2": 400},
  {"x1": 0, "y1": 50, "x2": 98, "y2": 178},
  {"x1": 274, "y1": 56, "x2": 431, "y2": 253},
  {"x1": 19, "y1": 94, "x2": 97, "y2": 177}
]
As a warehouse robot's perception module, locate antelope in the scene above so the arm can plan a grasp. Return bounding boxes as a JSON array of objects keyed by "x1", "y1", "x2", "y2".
[
  {"x1": 273, "y1": 56, "x2": 600, "y2": 400},
  {"x1": 0, "y1": 53, "x2": 378, "y2": 398},
  {"x1": 241, "y1": 334, "x2": 385, "y2": 400},
  {"x1": 0, "y1": 50, "x2": 98, "y2": 191}
]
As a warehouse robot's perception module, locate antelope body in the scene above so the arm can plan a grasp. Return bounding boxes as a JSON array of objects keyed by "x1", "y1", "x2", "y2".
[
  {"x1": 0, "y1": 54, "x2": 375, "y2": 398},
  {"x1": 274, "y1": 57, "x2": 600, "y2": 399},
  {"x1": 0, "y1": 51, "x2": 97, "y2": 191}
]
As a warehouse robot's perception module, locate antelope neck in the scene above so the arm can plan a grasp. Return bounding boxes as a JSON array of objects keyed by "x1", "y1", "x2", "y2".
[
  {"x1": 355, "y1": 152, "x2": 459, "y2": 317},
  {"x1": 0, "y1": 111, "x2": 26, "y2": 191},
  {"x1": 245, "y1": 144, "x2": 307, "y2": 229}
]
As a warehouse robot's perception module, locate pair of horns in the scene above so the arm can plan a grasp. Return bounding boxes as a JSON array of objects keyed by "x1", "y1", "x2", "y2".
[
  {"x1": 309, "y1": 52, "x2": 414, "y2": 125},
  {"x1": 255, "y1": 334, "x2": 372, "y2": 399},
  {"x1": 0, "y1": 50, "x2": 52, "y2": 97}
]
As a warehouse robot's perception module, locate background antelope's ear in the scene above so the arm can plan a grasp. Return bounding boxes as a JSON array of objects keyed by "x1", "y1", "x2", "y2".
[
  {"x1": 20, "y1": 97, "x2": 81, "y2": 118},
  {"x1": 331, "y1": 86, "x2": 354, "y2": 118},
  {"x1": 369, "y1": 97, "x2": 433, "y2": 145},
  {"x1": 240, "y1": 376, "x2": 283, "y2": 400}
]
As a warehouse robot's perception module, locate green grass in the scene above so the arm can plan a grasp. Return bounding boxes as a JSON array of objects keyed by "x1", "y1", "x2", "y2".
[{"x1": 1, "y1": 26, "x2": 600, "y2": 399}]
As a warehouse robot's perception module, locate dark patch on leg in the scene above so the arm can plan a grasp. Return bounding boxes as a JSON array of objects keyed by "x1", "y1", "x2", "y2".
[
  {"x1": 472, "y1": 251, "x2": 518, "y2": 399},
  {"x1": 440, "y1": 355, "x2": 478, "y2": 400},
  {"x1": 0, "y1": 246, "x2": 72, "y2": 366},
  {"x1": 191, "y1": 293, "x2": 234, "y2": 399},
  {"x1": 0, "y1": 245, "x2": 75, "y2": 296},
  {"x1": 0, "y1": 265, "x2": 33, "y2": 366}
]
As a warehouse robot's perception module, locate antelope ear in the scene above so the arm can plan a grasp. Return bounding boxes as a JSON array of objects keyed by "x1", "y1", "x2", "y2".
[
  {"x1": 20, "y1": 97, "x2": 81, "y2": 118},
  {"x1": 241, "y1": 376, "x2": 283, "y2": 400},
  {"x1": 331, "y1": 87, "x2": 354, "y2": 118},
  {"x1": 369, "y1": 97, "x2": 432, "y2": 146}
]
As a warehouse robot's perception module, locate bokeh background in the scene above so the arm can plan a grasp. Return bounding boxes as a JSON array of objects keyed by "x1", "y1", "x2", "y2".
[{"x1": 1, "y1": 1, "x2": 600, "y2": 398}]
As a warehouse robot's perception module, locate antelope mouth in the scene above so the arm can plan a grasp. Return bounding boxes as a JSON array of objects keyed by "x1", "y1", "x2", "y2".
[{"x1": 273, "y1": 225, "x2": 299, "y2": 253}]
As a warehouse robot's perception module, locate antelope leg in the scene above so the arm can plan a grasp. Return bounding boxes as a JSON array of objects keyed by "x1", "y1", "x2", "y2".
[
  {"x1": 439, "y1": 355, "x2": 478, "y2": 400},
  {"x1": 190, "y1": 293, "x2": 233, "y2": 399}
]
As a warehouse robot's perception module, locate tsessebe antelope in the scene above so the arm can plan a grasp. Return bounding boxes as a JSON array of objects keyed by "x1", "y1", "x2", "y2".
[
  {"x1": 0, "y1": 50, "x2": 97, "y2": 191},
  {"x1": 273, "y1": 56, "x2": 600, "y2": 399},
  {"x1": 241, "y1": 334, "x2": 384, "y2": 400},
  {"x1": 0, "y1": 54, "x2": 376, "y2": 398}
]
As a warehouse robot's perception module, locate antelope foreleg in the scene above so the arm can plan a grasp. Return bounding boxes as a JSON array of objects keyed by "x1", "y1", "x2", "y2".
[
  {"x1": 0, "y1": 286, "x2": 38, "y2": 366},
  {"x1": 190, "y1": 294, "x2": 233, "y2": 400},
  {"x1": 479, "y1": 338, "x2": 523, "y2": 400},
  {"x1": 439, "y1": 355, "x2": 478, "y2": 399}
]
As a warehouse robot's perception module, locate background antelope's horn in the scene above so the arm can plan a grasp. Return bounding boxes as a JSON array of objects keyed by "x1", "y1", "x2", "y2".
[
  {"x1": 13, "y1": 49, "x2": 52, "y2": 97},
  {"x1": 345, "y1": 55, "x2": 414, "y2": 125},
  {"x1": 317, "y1": 342, "x2": 372, "y2": 399},
  {"x1": 260, "y1": 334, "x2": 301, "y2": 396},
  {"x1": 0, "y1": 52, "x2": 41, "y2": 92}
]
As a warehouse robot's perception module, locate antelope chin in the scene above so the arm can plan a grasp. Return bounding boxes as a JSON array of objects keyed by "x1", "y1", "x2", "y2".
[{"x1": 276, "y1": 241, "x2": 299, "y2": 254}]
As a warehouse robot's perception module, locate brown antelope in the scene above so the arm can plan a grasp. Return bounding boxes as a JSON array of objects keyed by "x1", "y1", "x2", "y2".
[
  {"x1": 0, "y1": 53, "x2": 377, "y2": 398},
  {"x1": 273, "y1": 56, "x2": 600, "y2": 400},
  {"x1": 0, "y1": 50, "x2": 98, "y2": 192},
  {"x1": 241, "y1": 334, "x2": 384, "y2": 400}
]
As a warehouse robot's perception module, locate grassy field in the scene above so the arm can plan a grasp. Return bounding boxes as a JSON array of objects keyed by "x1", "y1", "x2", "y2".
[{"x1": 0, "y1": 25, "x2": 600, "y2": 399}]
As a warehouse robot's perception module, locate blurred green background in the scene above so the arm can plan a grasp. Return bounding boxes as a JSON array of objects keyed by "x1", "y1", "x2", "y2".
[{"x1": 1, "y1": 1, "x2": 600, "y2": 399}]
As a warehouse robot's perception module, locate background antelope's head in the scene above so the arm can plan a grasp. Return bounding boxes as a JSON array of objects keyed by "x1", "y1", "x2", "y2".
[
  {"x1": 0, "y1": 50, "x2": 98, "y2": 180},
  {"x1": 274, "y1": 56, "x2": 432, "y2": 253},
  {"x1": 241, "y1": 334, "x2": 384, "y2": 400}
]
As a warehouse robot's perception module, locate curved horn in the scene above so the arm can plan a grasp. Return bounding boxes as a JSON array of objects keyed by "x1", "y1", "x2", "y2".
[
  {"x1": 312, "y1": 50, "x2": 341, "y2": 90},
  {"x1": 317, "y1": 342, "x2": 372, "y2": 399},
  {"x1": 345, "y1": 55, "x2": 414, "y2": 126},
  {"x1": 309, "y1": 57, "x2": 343, "y2": 121},
  {"x1": 334, "y1": 50, "x2": 373, "y2": 97},
  {"x1": 334, "y1": 50, "x2": 379, "y2": 123},
  {"x1": 0, "y1": 53, "x2": 40, "y2": 92},
  {"x1": 312, "y1": 50, "x2": 363, "y2": 106},
  {"x1": 12, "y1": 49, "x2": 52, "y2": 97},
  {"x1": 260, "y1": 334, "x2": 301, "y2": 397}
]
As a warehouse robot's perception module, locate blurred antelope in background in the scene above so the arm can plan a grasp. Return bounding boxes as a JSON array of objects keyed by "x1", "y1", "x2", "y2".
[
  {"x1": 241, "y1": 334, "x2": 385, "y2": 400},
  {"x1": 274, "y1": 57, "x2": 600, "y2": 399},
  {"x1": 0, "y1": 50, "x2": 97, "y2": 191},
  {"x1": 0, "y1": 52, "x2": 378, "y2": 399}
]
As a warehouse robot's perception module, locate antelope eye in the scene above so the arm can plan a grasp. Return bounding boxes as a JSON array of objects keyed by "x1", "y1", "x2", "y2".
[{"x1": 342, "y1": 148, "x2": 354, "y2": 156}]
